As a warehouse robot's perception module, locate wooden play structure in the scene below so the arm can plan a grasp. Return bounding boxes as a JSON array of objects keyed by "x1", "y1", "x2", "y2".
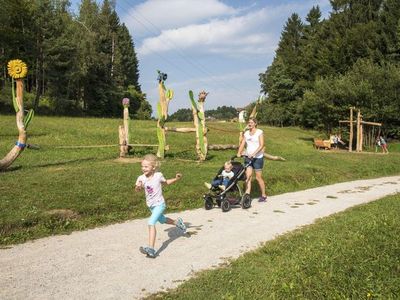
[
  {"x1": 339, "y1": 107, "x2": 382, "y2": 152},
  {"x1": 0, "y1": 59, "x2": 34, "y2": 171}
]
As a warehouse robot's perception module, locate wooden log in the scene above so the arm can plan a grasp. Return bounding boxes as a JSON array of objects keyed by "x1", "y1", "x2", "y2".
[
  {"x1": 127, "y1": 144, "x2": 158, "y2": 147},
  {"x1": 56, "y1": 144, "x2": 118, "y2": 149},
  {"x1": 0, "y1": 79, "x2": 27, "y2": 170},
  {"x1": 165, "y1": 127, "x2": 196, "y2": 133},
  {"x1": 208, "y1": 144, "x2": 238, "y2": 150},
  {"x1": 339, "y1": 120, "x2": 382, "y2": 126},
  {"x1": 264, "y1": 153, "x2": 286, "y2": 161}
]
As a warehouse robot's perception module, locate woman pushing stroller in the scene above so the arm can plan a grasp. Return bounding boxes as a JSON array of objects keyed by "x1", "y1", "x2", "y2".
[{"x1": 237, "y1": 117, "x2": 268, "y2": 202}]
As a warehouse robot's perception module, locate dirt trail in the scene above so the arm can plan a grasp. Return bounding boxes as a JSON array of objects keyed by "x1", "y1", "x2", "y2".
[{"x1": 1, "y1": 175, "x2": 399, "y2": 299}]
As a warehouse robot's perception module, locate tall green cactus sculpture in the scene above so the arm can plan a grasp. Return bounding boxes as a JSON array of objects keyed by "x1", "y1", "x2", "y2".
[
  {"x1": 189, "y1": 90, "x2": 208, "y2": 161},
  {"x1": 156, "y1": 70, "x2": 173, "y2": 158}
]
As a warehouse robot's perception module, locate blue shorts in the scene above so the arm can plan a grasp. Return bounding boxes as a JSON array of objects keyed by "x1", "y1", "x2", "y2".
[
  {"x1": 245, "y1": 157, "x2": 264, "y2": 172},
  {"x1": 148, "y1": 203, "x2": 167, "y2": 225}
]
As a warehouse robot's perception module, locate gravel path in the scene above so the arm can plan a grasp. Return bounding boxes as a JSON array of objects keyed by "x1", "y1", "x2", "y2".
[{"x1": 1, "y1": 175, "x2": 399, "y2": 299}]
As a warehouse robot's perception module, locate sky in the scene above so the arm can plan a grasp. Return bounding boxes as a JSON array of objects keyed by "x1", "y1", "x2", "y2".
[{"x1": 73, "y1": 0, "x2": 332, "y2": 114}]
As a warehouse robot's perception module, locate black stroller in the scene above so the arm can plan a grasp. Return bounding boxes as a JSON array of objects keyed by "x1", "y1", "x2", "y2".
[{"x1": 203, "y1": 156, "x2": 253, "y2": 212}]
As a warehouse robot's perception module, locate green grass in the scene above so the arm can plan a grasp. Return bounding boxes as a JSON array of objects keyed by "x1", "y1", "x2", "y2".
[
  {"x1": 147, "y1": 193, "x2": 400, "y2": 299},
  {"x1": 1, "y1": 115, "x2": 400, "y2": 245}
]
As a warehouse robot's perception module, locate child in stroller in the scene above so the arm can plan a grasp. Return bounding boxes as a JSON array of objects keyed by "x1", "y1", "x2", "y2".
[
  {"x1": 203, "y1": 156, "x2": 253, "y2": 212},
  {"x1": 204, "y1": 161, "x2": 234, "y2": 191}
]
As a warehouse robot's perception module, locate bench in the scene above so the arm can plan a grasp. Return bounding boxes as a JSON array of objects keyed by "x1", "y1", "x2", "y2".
[{"x1": 314, "y1": 138, "x2": 331, "y2": 150}]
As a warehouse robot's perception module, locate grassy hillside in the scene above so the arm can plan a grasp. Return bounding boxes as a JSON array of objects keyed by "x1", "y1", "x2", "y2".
[{"x1": 1, "y1": 115, "x2": 399, "y2": 245}]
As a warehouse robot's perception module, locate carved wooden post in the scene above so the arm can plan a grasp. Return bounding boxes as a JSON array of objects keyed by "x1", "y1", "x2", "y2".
[
  {"x1": 198, "y1": 91, "x2": 208, "y2": 160},
  {"x1": 156, "y1": 71, "x2": 173, "y2": 159},
  {"x1": 123, "y1": 98, "x2": 130, "y2": 147},
  {"x1": 0, "y1": 60, "x2": 33, "y2": 171},
  {"x1": 189, "y1": 90, "x2": 208, "y2": 161},
  {"x1": 356, "y1": 109, "x2": 361, "y2": 152},
  {"x1": 119, "y1": 98, "x2": 130, "y2": 157},
  {"x1": 238, "y1": 109, "x2": 247, "y2": 145},
  {"x1": 349, "y1": 107, "x2": 354, "y2": 152}
]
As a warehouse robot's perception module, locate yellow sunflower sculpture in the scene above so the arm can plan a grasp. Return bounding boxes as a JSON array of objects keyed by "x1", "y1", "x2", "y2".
[{"x1": 7, "y1": 59, "x2": 28, "y2": 79}]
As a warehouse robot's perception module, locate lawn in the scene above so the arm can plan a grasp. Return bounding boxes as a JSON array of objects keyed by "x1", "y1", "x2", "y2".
[{"x1": 1, "y1": 115, "x2": 400, "y2": 245}]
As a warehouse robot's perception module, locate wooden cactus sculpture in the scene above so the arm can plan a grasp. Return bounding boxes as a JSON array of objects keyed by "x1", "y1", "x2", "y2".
[
  {"x1": 119, "y1": 98, "x2": 130, "y2": 157},
  {"x1": 156, "y1": 70, "x2": 173, "y2": 158},
  {"x1": 189, "y1": 90, "x2": 208, "y2": 161},
  {"x1": 0, "y1": 59, "x2": 34, "y2": 170},
  {"x1": 238, "y1": 109, "x2": 248, "y2": 145}
]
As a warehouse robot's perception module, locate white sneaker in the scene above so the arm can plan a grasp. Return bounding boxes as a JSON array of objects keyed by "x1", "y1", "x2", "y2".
[
  {"x1": 176, "y1": 217, "x2": 186, "y2": 233},
  {"x1": 204, "y1": 182, "x2": 212, "y2": 189},
  {"x1": 219, "y1": 185, "x2": 226, "y2": 191}
]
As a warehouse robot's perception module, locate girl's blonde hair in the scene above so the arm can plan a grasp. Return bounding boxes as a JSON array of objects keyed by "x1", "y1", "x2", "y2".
[{"x1": 142, "y1": 154, "x2": 160, "y2": 171}]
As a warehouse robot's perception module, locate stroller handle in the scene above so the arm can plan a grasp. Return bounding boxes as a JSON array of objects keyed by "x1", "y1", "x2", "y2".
[{"x1": 231, "y1": 155, "x2": 255, "y2": 163}]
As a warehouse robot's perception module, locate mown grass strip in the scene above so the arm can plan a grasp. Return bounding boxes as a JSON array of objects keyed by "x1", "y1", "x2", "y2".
[{"x1": 148, "y1": 194, "x2": 400, "y2": 299}]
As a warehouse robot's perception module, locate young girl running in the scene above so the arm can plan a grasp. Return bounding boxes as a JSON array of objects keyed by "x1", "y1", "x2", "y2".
[{"x1": 135, "y1": 154, "x2": 186, "y2": 258}]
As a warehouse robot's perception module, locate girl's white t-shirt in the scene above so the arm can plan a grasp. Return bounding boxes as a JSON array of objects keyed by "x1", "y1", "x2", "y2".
[
  {"x1": 136, "y1": 172, "x2": 166, "y2": 207},
  {"x1": 244, "y1": 128, "x2": 264, "y2": 158}
]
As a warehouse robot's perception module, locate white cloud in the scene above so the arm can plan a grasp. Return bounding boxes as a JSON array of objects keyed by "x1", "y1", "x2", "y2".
[
  {"x1": 120, "y1": 0, "x2": 236, "y2": 37},
  {"x1": 128, "y1": 0, "x2": 332, "y2": 57},
  {"x1": 137, "y1": 8, "x2": 276, "y2": 57}
]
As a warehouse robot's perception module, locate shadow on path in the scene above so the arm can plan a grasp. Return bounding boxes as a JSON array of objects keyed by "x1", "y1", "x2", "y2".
[{"x1": 156, "y1": 222, "x2": 203, "y2": 256}]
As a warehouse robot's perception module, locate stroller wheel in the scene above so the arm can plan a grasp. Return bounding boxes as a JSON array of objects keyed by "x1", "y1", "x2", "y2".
[
  {"x1": 221, "y1": 199, "x2": 230, "y2": 212},
  {"x1": 216, "y1": 194, "x2": 224, "y2": 208},
  {"x1": 241, "y1": 193, "x2": 252, "y2": 209},
  {"x1": 204, "y1": 197, "x2": 213, "y2": 210}
]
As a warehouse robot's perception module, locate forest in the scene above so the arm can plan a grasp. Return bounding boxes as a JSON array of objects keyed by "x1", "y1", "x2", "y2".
[
  {"x1": 257, "y1": 0, "x2": 400, "y2": 136},
  {"x1": 0, "y1": 0, "x2": 151, "y2": 118},
  {"x1": 1, "y1": 0, "x2": 400, "y2": 136}
]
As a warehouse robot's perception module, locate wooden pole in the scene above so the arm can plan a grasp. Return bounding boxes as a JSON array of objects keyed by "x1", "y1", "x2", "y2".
[
  {"x1": 192, "y1": 100, "x2": 201, "y2": 159},
  {"x1": 123, "y1": 106, "x2": 129, "y2": 147},
  {"x1": 356, "y1": 110, "x2": 361, "y2": 152},
  {"x1": 349, "y1": 107, "x2": 353, "y2": 152},
  {"x1": 156, "y1": 80, "x2": 167, "y2": 159},
  {"x1": 197, "y1": 92, "x2": 208, "y2": 161},
  {"x1": 119, "y1": 125, "x2": 128, "y2": 157}
]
